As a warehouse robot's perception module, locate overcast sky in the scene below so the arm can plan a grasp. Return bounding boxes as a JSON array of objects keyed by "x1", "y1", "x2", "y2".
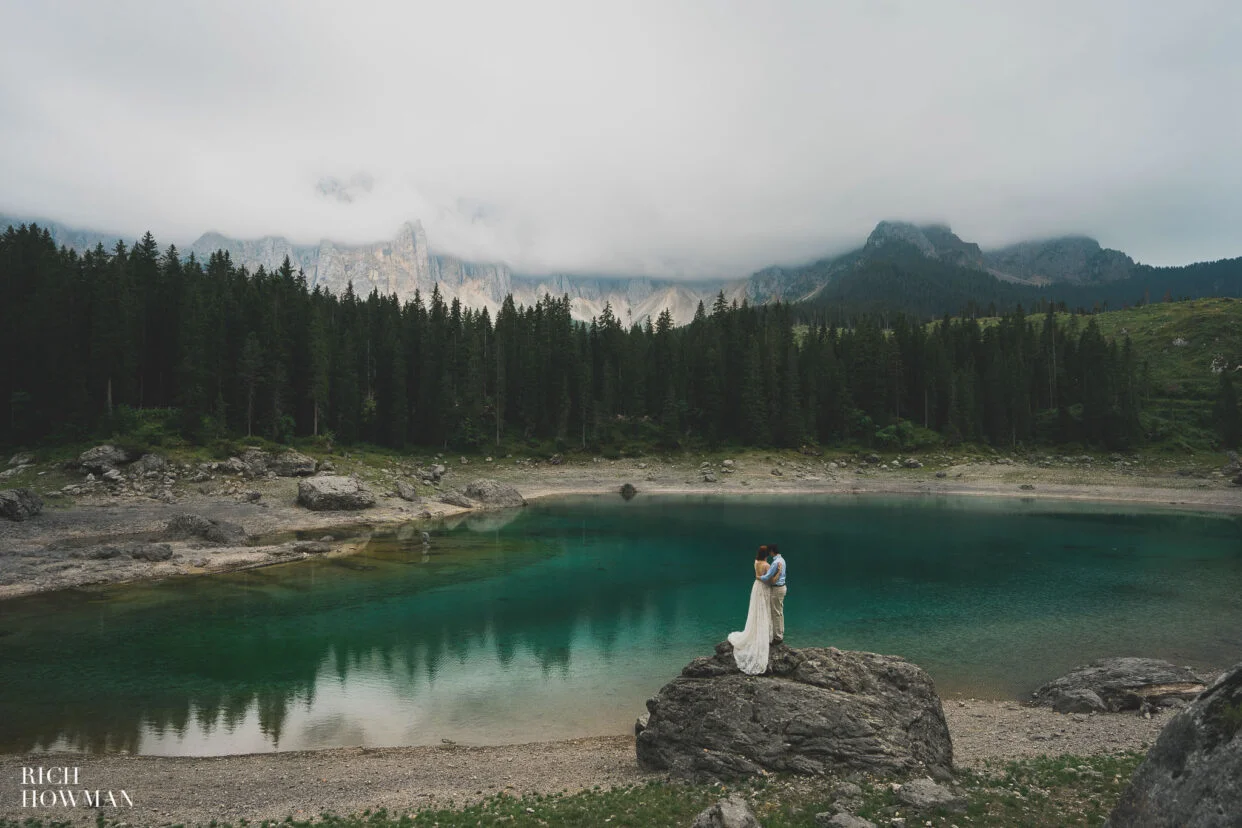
[{"x1": 2, "y1": 0, "x2": 1240, "y2": 276}]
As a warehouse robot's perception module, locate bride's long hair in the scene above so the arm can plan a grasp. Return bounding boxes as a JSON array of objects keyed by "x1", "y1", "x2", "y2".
[{"x1": 755, "y1": 546, "x2": 768, "y2": 561}]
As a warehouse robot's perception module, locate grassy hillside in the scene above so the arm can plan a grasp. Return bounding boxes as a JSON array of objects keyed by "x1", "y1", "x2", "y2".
[
  {"x1": 966, "y1": 298, "x2": 1242, "y2": 452},
  {"x1": 1065, "y1": 298, "x2": 1242, "y2": 401}
]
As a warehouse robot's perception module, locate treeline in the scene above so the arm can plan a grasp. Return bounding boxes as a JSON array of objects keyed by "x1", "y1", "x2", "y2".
[{"x1": 2, "y1": 223, "x2": 1237, "y2": 452}]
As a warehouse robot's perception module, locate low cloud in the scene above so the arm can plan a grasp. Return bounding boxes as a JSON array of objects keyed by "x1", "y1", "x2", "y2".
[{"x1": 1, "y1": 0, "x2": 1240, "y2": 275}]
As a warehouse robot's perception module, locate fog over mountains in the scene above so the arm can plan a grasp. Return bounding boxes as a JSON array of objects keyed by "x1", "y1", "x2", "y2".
[{"x1": 0, "y1": 212, "x2": 1197, "y2": 325}]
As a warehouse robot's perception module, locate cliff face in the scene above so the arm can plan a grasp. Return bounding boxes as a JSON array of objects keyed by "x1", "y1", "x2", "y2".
[{"x1": 185, "y1": 221, "x2": 737, "y2": 325}]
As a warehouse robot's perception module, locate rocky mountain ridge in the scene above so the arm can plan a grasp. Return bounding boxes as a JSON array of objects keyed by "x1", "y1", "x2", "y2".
[{"x1": 0, "y1": 213, "x2": 1170, "y2": 324}]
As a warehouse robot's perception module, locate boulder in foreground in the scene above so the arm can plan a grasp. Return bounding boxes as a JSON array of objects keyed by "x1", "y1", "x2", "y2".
[
  {"x1": 1107, "y1": 660, "x2": 1241, "y2": 827},
  {"x1": 636, "y1": 642, "x2": 952, "y2": 781},
  {"x1": 297, "y1": 475, "x2": 376, "y2": 511},
  {"x1": 462, "y1": 478, "x2": 526, "y2": 509},
  {"x1": 0, "y1": 487, "x2": 42, "y2": 521},
  {"x1": 1030, "y1": 657, "x2": 1206, "y2": 713}
]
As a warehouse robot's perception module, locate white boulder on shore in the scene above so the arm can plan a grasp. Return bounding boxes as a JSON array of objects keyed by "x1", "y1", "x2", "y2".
[{"x1": 297, "y1": 475, "x2": 376, "y2": 511}]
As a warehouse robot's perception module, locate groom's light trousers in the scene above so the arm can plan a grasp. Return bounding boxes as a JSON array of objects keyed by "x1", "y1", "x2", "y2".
[{"x1": 770, "y1": 585, "x2": 787, "y2": 641}]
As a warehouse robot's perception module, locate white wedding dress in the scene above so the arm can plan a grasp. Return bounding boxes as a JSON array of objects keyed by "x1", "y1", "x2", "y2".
[{"x1": 728, "y1": 578, "x2": 772, "y2": 675}]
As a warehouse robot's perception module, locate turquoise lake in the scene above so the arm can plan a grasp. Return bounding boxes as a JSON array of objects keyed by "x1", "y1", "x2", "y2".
[{"x1": 1, "y1": 494, "x2": 1240, "y2": 756}]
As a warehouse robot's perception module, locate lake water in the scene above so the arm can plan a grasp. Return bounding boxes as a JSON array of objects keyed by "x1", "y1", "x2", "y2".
[{"x1": 1, "y1": 494, "x2": 1239, "y2": 756}]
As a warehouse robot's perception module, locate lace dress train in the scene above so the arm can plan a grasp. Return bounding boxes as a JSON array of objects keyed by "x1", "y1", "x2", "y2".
[{"x1": 727, "y1": 579, "x2": 772, "y2": 675}]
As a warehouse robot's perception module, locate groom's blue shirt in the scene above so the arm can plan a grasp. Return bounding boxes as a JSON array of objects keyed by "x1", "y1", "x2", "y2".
[{"x1": 760, "y1": 554, "x2": 786, "y2": 586}]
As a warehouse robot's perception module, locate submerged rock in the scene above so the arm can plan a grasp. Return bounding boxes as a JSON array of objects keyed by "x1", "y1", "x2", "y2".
[
  {"x1": 636, "y1": 642, "x2": 952, "y2": 781},
  {"x1": 462, "y1": 479, "x2": 526, "y2": 509},
  {"x1": 297, "y1": 475, "x2": 376, "y2": 511},
  {"x1": 0, "y1": 488, "x2": 43, "y2": 521},
  {"x1": 1030, "y1": 658, "x2": 1206, "y2": 713},
  {"x1": 1107, "y1": 660, "x2": 1242, "y2": 827},
  {"x1": 620, "y1": 482, "x2": 638, "y2": 500}
]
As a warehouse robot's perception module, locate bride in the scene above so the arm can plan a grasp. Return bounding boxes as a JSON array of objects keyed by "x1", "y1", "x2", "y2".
[{"x1": 728, "y1": 546, "x2": 773, "y2": 674}]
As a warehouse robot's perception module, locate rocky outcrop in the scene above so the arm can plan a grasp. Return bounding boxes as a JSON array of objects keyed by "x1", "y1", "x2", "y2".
[
  {"x1": 635, "y1": 642, "x2": 953, "y2": 781},
  {"x1": 1106, "y1": 661, "x2": 1242, "y2": 827},
  {"x1": 0, "y1": 488, "x2": 42, "y2": 521},
  {"x1": 690, "y1": 795, "x2": 761, "y2": 828},
  {"x1": 461, "y1": 479, "x2": 526, "y2": 509},
  {"x1": 297, "y1": 475, "x2": 376, "y2": 511},
  {"x1": 163, "y1": 514, "x2": 248, "y2": 545},
  {"x1": 1030, "y1": 658, "x2": 1207, "y2": 714},
  {"x1": 78, "y1": 444, "x2": 133, "y2": 474},
  {"x1": 130, "y1": 453, "x2": 168, "y2": 475}
]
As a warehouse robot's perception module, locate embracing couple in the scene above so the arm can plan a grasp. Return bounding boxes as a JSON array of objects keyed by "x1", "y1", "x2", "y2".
[{"x1": 727, "y1": 544, "x2": 787, "y2": 675}]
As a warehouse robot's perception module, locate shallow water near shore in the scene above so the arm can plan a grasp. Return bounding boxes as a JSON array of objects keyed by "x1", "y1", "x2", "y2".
[{"x1": 1, "y1": 493, "x2": 1240, "y2": 756}]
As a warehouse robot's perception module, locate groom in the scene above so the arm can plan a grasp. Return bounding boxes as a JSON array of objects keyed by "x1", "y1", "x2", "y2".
[{"x1": 758, "y1": 544, "x2": 786, "y2": 644}]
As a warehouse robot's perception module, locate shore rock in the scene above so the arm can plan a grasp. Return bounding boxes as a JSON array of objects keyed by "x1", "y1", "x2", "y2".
[
  {"x1": 620, "y1": 483, "x2": 638, "y2": 500},
  {"x1": 636, "y1": 642, "x2": 953, "y2": 781},
  {"x1": 690, "y1": 795, "x2": 761, "y2": 828},
  {"x1": 79, "y1": 444, "x2": 132, "y2": 474},
  {"x1": 438, "y1": 490, "x2": 477, "y2": 509},
  {"x1": 395, "y1": 480, "x2": 421, "y2": 502},
  {"x1": 297, "y1": 476, "x2": 376, "y2": 511},
  {"x1": 127, "y1": 543, "x2": 174, "y2": 562},
  {"x1": 270, "y1": 450, "x2": 317, "y2": 477},
  {"x1": 1030, "y1": 658, "x2": 1207, "y2": 713},
  {"x1": 462, "y1": 479, "x2": 526, "y2": 509},
  {"x1": 8, "y1": 452, "x2": 34, "y2": 467},
  {"x1": 1107, "y1": 661, "x2": 1242, "y2": 827},
  {"x1": 163, "y1": 514, "x2": 248, "y2": 545},
  {"x1": 0, "y1": 488, "x2": 43, "y2": 521}
]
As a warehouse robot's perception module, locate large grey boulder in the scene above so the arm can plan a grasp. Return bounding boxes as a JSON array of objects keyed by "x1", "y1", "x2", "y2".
[
  {"x1": 636, "y1": 642, "x2": 952, "y2": 781},
  {"x1": 0, "y1": 488, "x2": 42, "y2": 521},
  {"x1": 270, "y1": 449, "x2": 317, "y2": 477},
  {"x1": 689, "y1": 795, "x2": 761, "y2": 828},
  {"x1": 78, "y1": 444, "x2": 132, "y2": 474},
  {"x1": 163, "y1": 514, "x2": 248, "y2": 545},
  {"x1": 1107, "y1": 661, "x2": 1242, "y2": 827},
  {"x1": 8, "y1": 452, "x2": 34, "y2": 467},
  {"x1": 297, "y1": 475, "x2": 376, "y2": 511},
  {"x1": 462, "y1": 478, "x2": 526, "y2": 509},
  {"x1": 1030, "y1": 658, "x2": 1206, "y2": 713}
]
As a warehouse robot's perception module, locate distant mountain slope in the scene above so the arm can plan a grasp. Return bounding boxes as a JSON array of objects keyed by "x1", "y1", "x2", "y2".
[{"x1": 4, "y1": 212, "x2": 1239, "y2": 325}]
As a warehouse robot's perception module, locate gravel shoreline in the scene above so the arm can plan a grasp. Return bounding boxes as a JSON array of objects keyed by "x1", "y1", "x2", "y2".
[{"x1": 0, "y1": 700, "x2": 1175, "y2": 826}]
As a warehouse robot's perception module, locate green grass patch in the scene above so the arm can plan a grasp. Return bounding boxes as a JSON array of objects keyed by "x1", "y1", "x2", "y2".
[{"x1": 0, "y1": 753, "x2": 1147, "y2": 828}]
